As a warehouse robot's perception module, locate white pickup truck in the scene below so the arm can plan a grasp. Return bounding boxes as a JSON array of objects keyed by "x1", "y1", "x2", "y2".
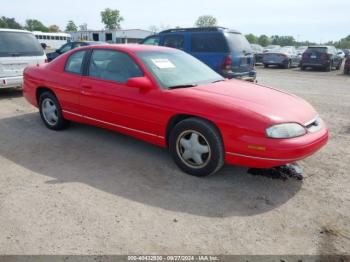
[{"x1": 0, "y1": 29, "x2": 47, "y2": 89}]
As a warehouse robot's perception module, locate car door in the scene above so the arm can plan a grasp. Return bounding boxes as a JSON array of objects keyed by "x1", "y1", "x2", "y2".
[
  {"x1": 57, "y1": 49, "x2": 87, "y2": 115},
  {"x1": 79, "y1": 48, "x2": 164, "y2": 139}
]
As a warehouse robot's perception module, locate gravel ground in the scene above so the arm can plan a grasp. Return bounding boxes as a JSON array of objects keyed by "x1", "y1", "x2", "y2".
[{"x1": 0, "y1": 65, "x2": 349, "y2": 255}]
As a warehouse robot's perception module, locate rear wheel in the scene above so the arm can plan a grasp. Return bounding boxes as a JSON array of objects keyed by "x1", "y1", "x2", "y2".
[
  {"x1": 39, "y1": 91, "x2": 69, "y2": 130},
  {"x1": 264, "y1": 64, "x2": 269, "y2": 68},
  {"x1": 336, "y1": 61, "x2": 342, "y2": 70},
  {"x1": 284, "y1": 60, "x2": 291, "y2": 69},
  {"x1": 301, "y1": 66, "x2": 306, "y2": 71},
  {"x1": 169, "y1": 118, "x2": 224, "y2": 177}
]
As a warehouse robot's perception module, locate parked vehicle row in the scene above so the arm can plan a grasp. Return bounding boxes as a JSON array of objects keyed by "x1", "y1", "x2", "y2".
[
  {"x1": 140, "y1": 27, "x2": 257, "y2": 82},
  {"x1": 251, "y1": 43, "x2": 346, "y2": 72}
]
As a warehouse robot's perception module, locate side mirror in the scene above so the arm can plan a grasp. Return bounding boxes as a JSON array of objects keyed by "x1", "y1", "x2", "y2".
[
  {"x1": 126, "y1": 77, "x2": 153, "y2": 90},
  {"x1": 41, "y1": 43, "x2": 47, "y2": 50}
]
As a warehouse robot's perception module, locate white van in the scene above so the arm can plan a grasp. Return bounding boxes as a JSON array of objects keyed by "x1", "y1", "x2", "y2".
[{"x1": 0, "y1": 29, "x2": 47, "y2": 89}]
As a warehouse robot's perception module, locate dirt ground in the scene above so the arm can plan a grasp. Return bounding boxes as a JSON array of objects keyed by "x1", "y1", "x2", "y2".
[{"x1": 0, "y1": 65, "x2": 349, "y2": 255}]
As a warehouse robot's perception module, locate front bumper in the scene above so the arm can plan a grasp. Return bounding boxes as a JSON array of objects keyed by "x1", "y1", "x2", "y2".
[
  {"x1": 0, "y1": 76, "x2": 23, "y2": 89},
  {"x1": 225, "y1": 120, "x2": 329, "y2": 168}
]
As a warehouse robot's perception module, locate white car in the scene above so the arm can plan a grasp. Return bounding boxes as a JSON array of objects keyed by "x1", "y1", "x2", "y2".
[
  {"x1": 0, "y1": 29, "x2": 47, "y2": 89},
  {"x1": 337, "y1": 49, "x2": 345, "y2": 59}
]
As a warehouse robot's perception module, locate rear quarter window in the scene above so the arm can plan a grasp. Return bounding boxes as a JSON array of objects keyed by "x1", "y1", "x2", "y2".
[
  {"x1": 305, "y1": 47, "x2": 327, "y2": 53},
  {"x1": 65, "y1": 50, "x2": 86, "y2": 74},
  {"x1": 225, "y1": 33, "x2": 252, "y2": 53},
  {"x1": 191, "y1": 33, "x2": 229, "y2": 53}
]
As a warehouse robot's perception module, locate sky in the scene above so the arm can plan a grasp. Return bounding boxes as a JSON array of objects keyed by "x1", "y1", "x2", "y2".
[{"x1": 1, "y1": 0, "x2": 349, "y2": 42}]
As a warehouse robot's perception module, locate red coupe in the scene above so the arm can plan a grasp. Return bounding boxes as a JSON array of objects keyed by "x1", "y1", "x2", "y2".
[{"x1": 23, "y1": 45, "x2": 328, "y2": 176}]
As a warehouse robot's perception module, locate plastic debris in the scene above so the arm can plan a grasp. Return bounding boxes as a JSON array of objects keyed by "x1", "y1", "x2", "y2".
[{"x1": 248, "y1": 163, "x2": 304, "y2": 181}]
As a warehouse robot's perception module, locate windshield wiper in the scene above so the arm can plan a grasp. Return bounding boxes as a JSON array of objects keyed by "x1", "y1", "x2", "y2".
[
  {"x1": 212, "y1": 79, "x2": 226, "y2": 83},
  {"x1": 168, "y1": 84, "x2": 197, "y2": 89}
]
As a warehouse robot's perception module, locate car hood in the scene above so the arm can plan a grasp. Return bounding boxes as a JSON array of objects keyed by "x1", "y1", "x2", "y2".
[{"x1": 177, "y1": 80, "x2": 317, "y2": 125}]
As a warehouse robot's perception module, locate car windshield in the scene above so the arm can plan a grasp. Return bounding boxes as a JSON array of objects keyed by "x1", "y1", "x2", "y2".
[
  {"x1": 0, "y1": 31, "x2": 44, "y2": 57},
  {"x1": 225, "y1": 32, "x2": 252, "y2": 53},
  {"x1": 136, "y1": 50, "x2": 224, "y2": 89},
  {"x1": 251, "y1": 44, "x2": 263, "y2": 52},
  {"x1": 305, "y1": 47, "x2": 327, "y2": 53}
]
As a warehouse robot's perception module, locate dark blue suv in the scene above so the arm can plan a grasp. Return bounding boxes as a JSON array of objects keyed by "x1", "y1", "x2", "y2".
[{"x1": 140, "y1": 27, "x2": 256, "y2": 81}]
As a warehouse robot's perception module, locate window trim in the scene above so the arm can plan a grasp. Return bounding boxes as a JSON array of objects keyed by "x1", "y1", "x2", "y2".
[
  {"x1": 85, "y1": 48, "x2": 145, "y2": 84},
  {"x1": 64, "y1": 50, "x2": 88, "y2": 75}
]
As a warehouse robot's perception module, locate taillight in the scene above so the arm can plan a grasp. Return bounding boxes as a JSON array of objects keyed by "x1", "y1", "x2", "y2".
[{"x1": 221, "y1": 55, "x2": 232, "y2": 70}]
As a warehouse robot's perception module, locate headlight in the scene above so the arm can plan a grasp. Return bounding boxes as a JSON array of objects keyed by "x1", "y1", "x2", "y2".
[{"x1": 266, "y1": 123, "x2": 306, "y2": 138}]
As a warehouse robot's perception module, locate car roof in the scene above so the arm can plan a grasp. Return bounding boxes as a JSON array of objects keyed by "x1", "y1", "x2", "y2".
[
  {"x1": 76, "y1": 44, "x2": 176, "y2": 53},
  {"x1": 159, "y1": 27, "x2": 241, "y2": 34},
  {"x1": 0, "y1": 28, "x2": 32, "y2": 33}
]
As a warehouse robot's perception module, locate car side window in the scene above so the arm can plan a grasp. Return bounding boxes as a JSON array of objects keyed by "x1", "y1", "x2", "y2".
[
  {"x1": 163, "y1": 35, "x2": 184, "y2": 50},
  {"x1": 60, "y1": 43, "x2": 72, "y2": 53},
  {"x1": 142, "y1": 36, "x2": 160, "y2": 46},
  {"x1": 73, "y1": 43, "x2": 83, "y2": 48},
  {"x1": 65, "y1": 50, "x2": 86, "y2": 74},
  {"x1": 88, "y1": 49, "x2": 143, "y2": 83},
  {"x1": 191, "y1": 33, "x2": 228, "y2": 52}
]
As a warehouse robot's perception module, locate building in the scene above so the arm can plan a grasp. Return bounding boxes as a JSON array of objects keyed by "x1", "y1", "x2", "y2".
[{"x1": 69, "y1": 29, "x2": 153, "y2": 44}]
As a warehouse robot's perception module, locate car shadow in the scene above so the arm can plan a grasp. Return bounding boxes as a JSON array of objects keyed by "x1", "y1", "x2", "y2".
[
  {"x1": 0, "y1": 88, "x2": 23, "y2": 100},
  {"x1": 0, "y1": 113, "x2": 302, "y2": 218}
]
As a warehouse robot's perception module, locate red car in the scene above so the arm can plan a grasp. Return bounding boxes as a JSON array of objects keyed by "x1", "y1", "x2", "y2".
[
  {"x1": 344, "y1": 56, "x2": 350, "y2": 74},
  {"x1": 23, "y1": 45, "x2": 328, "y2": 177}
]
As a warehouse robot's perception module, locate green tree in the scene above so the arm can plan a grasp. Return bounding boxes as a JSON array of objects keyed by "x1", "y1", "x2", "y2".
[
  {"x1": 195, "y1": 15, "x2": 217, "y2": 27},
  {"x1": 49, "y1": 24, "x2": 60, "y2": 32},
  {"x1": 101, "y1": 8, "x2": 123, "y2": 30},
  {"x1": 258, "y1": 35, "x2": 270, "y2": 47},
  {"x1": 0, "y1": 16, "x2": 23, "y2": 29},
  {"x1": 65, "y1": 20, "x2": 78, "y2": 32},
  {"x1": 25, "y1": 19, "x2": 49, "y2": 32},
  {"x1": 245, "y1": 33, "x2": 258, "y2": 44}
]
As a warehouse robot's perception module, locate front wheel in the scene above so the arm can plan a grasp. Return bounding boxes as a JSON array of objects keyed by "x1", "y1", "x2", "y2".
[
  {"x1": 326, "y1": 62, "x2": 332, "y2": 72},
  {"x1": 39, "y1": 91, "x2": 69, "y2": 130},
  {"x1": 169, "y1": 118, "x2": 224, "y2": 177},
  {"x1": 284, "y1": 60, "x2": 291, "y2": 69}
]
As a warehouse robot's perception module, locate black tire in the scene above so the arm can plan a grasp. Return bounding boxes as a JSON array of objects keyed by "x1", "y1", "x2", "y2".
[
  {"x1": 336, "y1": 61, "x2": 342, "y2": 70},
  {"x1": 169, "y1": 118, "x2": 224, "y2": 177},
  {"x1": 264, "y1": 64, "x2": 268, "y2": 68},
  {"x1": 344, "y1": 68, "x2": 349, "y2": 75},
  {"x1": 39, "y1": 91, "x2": 69, "y2": 130},
  {"x1": 284, "y1": 60, "x2": 291, "y2": 69},
  {"x1": 301, "y1": 66, "x2": 306, "y2": 71}
]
